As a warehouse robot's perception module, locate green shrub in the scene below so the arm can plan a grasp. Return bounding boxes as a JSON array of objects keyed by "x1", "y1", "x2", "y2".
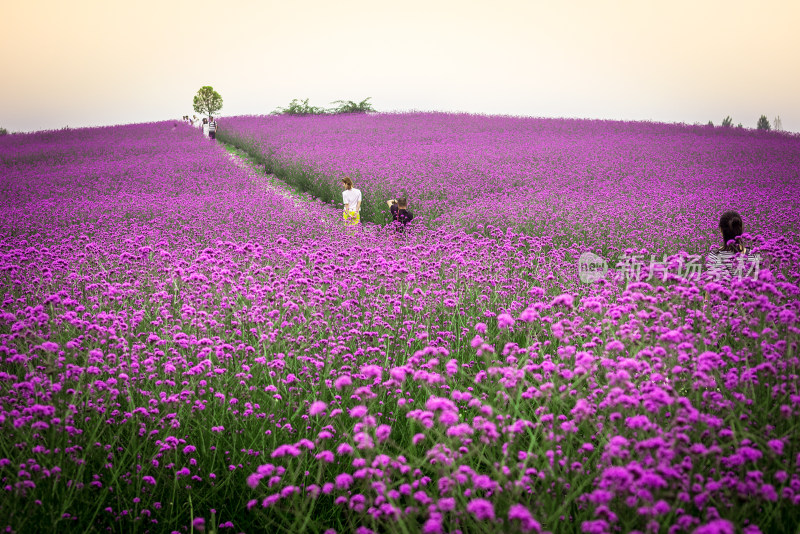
[
  {"x1": 271, "y1": 98, "x2": 375, "y2": 116},
  {"x1": 330, "y1": 98, "x2": 375, "y2": 114},
  {"x1": 272, "y1": 98, "x2": 327, "y2": 116},
  {"x1": 756, "y1": 115, "x2": 771, "y2": 130},
  {"x1": 721, "y1": 116, "x2": 733, "y2": 127},
  {"x1": 0, "y1": 127, "x2": 7, "y2": 136}
]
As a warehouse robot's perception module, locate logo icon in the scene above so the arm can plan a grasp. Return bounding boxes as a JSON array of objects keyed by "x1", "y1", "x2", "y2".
[{"x1": 578, "y1": 252, "x2": 608, "y2": 284}]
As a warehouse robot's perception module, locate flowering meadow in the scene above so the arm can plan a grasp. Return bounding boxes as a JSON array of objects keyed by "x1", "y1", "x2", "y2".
[
  {"x1": 1, "y1": 116, "x2": 799, "y2": 534},
  {"x1": 218, "y1": 113, "x2": 800, "y2": 255}
]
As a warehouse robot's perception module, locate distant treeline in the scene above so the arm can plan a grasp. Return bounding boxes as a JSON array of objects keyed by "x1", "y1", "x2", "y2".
[
  {"x1": 706, "y1": 114, "x2": 782, "y2": 131},
  {"x1": 271, "y1": 98, "x2": 375, "y2": 116}
]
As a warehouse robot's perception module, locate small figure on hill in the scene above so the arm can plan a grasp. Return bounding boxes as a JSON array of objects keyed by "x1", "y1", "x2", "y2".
[
  {"x1": 341, "y1": 177, "x2": 362, "y2": 228},
  {"x1": 208, "y1": 117, "x2": 217, "y2": 140},
  {"x1": 386, "y1": 197, "x2": 414, "y2": 232},
  {"x1": 705, "y1": 210, "x2": 759, "y2": 284}
]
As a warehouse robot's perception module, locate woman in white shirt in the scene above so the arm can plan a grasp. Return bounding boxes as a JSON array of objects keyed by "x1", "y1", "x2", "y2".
[{"x1": 341, "y1": 177, "x2": 362, "y2": 227}]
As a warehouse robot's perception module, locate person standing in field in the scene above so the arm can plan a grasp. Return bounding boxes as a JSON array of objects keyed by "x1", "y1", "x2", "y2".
[
  {"x1": 201, "y1": 118, "x2": 209, "y2": 137},
  {"x1": 208, "y1": 117, "x2": 217, "y2": 140},
  {"x1": 386, "y1": 197, "x2": 414, "y2": 232},
  {"x1": 341, "y1": 177, "x2": 362, "y2": 228}
]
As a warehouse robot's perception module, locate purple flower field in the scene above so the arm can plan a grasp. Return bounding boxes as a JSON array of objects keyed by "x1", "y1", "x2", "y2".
[
  {"x1": 1, "y1": 116, "x2": 799, "y2": 534},
  {"x1": 219, "y1": 113, "x2": 800, "y2": 255}
]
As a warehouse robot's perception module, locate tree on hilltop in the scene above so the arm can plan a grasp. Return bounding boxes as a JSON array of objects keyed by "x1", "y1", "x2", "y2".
[
  {"x1": 721, "y1": 116, "x2": 733, "y2": 128},
  {"x1": 756, "y1": 115, "x2": 771, "y2": 131},
  {"x1": 193, "y1": 86, "x2": 223, "y2": 120}
]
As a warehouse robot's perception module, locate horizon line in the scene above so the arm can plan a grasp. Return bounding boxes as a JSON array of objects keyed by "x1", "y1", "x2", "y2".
[{"x1": 5, "y1": 109, "x2": 799, "y2": 136}]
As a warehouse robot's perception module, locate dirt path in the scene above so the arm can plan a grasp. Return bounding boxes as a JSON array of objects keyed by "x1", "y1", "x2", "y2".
[
  {"x1": 224, "y1": 145, "x2": 396, "y2": 240},
  {"x1": 224, "y1": 149, "x2": 349, "y2": 233},
  {"x1": 225, "y1": 151, "x2": 308, "y2": 207}
]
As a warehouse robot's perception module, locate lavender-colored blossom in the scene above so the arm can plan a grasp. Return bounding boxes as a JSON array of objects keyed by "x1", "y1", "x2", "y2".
[{"x1": 466, "y1": 498, "x2": 495, "y2": 521}]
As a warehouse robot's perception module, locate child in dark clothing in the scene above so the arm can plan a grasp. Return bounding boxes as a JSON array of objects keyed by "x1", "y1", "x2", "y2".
[{"x1": 386, "y1": 197, "x2": 414, "y2": 232}]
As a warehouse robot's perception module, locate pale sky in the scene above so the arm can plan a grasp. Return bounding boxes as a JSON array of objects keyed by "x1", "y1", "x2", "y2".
[{"x1": 2, "y1": 0, "x2": 798, "y2": 133}]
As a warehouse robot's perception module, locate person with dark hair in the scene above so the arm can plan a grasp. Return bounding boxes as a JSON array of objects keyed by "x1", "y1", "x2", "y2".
[
  {"x1": 208, "y1": 117, "x2": 217, "y2": 140},
  {"x1": 201, "y1": 118, "x2": 209, "y2": 137},
  {"x1": 341, "y1": 176, "x2": 362, "y2": 227},
  {"x1": 705, "y1": 210, "x2": 757, "y2": 284},
  {"x1": 386, "y1": 197, "x2": 414, "y2": 232}
]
